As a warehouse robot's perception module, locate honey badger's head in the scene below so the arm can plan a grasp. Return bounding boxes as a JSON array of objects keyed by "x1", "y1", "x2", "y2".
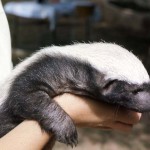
[
  {"x1": 99, "y1": 79, "x2": 150, "y2": 112},
  {"x1": 86, "y1": 43, "x2": 150, "y2": 112}
]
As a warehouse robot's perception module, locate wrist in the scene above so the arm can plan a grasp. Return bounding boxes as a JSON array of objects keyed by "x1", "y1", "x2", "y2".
[{"x1": 0, "y1": 120, "x2": 51, "y2": 150}]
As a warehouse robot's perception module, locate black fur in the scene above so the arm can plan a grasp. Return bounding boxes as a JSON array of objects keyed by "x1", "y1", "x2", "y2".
[{"x1": 0, "y1": 54, "x2": 150, "y2": 146}]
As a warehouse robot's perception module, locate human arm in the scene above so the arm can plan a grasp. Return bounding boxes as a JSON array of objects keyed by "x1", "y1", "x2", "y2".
[{"x1": 0, "y1": 120, "x2": 50, "y2": 150}]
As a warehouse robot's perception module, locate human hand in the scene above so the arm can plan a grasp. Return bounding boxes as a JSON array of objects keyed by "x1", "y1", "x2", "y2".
[{"x1": 54, "y1": 93, "x2": 141, "y2": 133}]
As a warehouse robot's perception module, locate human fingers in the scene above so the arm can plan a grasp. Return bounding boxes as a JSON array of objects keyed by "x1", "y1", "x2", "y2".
[
  {"x1": 114, "y1": 107, "x2": 142, "y2": 125},
  {"x1": 106, "y1": 121, "x2": 133, "y2": 133},
  {"x1": 87, "y1": 120, "x2": 133, "y2": 133},
  {"x1": 102, "y1": 107, "x2": 142, "y2": 132}
]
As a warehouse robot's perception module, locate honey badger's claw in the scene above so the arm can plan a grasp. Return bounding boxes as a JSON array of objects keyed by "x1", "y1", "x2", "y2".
[
  {"x1": 69, "y1": 131, "x2": 78, "y2": 147},
  {"x1": 55, "y1": 128, "x2": 78, "y2": 147},
  {"x1": 50, "y1": 111, "x2": 78, "y2": 146}
]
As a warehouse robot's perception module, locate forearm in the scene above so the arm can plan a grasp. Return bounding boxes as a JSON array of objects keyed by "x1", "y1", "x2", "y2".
[{"x1": 0, "y1": 120, "x2": 51, "y2": 150}]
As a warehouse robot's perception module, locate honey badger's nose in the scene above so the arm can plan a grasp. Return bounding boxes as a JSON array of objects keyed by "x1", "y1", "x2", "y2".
[{"x1": 135, "y1": 91, "x2": 150, "y2": 112}]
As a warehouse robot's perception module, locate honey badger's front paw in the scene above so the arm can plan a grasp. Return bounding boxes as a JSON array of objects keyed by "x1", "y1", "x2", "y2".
[
  {"x1": 32, "y1": 98, "x2": 78, "y2": 147},
  {"x1": 38, "y1": 101, "x2": 78, "y2": 147},
  {"x1": 52, "y1": 117, "x2": 78, "y2": 147}
]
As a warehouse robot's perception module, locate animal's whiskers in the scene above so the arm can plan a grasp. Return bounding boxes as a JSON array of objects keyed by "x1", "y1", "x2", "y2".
[{"x1": 114, "y1": 105, "x2": 120, "y2": 122}]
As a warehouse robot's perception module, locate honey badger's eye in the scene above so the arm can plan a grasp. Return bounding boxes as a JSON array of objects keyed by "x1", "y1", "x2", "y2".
[
  {"x1": 132, "y1": 88, "x2": 143, "y2": 94},
  {"x1": 102, "y1": 80, "x2": 118, "y2": 95},
  {"x1": 104, "y1": 80, "x2": 117, "y2": 90}
]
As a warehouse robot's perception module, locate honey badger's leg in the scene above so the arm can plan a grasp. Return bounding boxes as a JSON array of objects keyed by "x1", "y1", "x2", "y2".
[
  {"x1": 9, "y1": 90, "x2": 77, "y2": 146},
  {"x1": 0, "y1": 112, "x2": 18, "y2": 137}
]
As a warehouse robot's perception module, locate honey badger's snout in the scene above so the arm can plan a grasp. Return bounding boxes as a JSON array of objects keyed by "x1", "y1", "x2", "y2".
[{"x1": 133, "y1": 84, "x2": 150, "y2": 112}]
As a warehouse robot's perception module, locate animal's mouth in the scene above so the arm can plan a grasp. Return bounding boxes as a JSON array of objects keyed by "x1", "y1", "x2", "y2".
[
  {"x1": 111, "y1": 82, "x2": 150, "y2": 113},
  {"x1": 115, "y1": 100, "x2": 150, "y2": 113},
  {"x1": 103, "y1": 93, "x2": 150, "y2": 113}
]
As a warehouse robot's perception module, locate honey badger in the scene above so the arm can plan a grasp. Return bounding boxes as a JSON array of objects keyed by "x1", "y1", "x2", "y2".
[{"x1": 0, "y1": 43, "x2": 150, "y2": 146}]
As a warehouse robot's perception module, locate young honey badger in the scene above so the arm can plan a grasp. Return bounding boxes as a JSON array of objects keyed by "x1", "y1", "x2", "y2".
[{"x1": 0, "y1": 43, "x2": 150, "y2": 146}]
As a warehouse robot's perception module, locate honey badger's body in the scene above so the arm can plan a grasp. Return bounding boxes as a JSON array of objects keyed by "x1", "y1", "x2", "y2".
[{"x1": 0, "y1": 43, "x2": 150, "y2": 146}]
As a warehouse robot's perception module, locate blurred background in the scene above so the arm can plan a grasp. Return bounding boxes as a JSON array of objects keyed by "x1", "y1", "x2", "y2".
[{"x1": 2, "y1": 0, "x2": 150, "y2": 149}]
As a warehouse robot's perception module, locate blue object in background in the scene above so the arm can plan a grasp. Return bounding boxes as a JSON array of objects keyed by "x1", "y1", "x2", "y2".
[{"x1": 4, "y1": 1, "x2": 101, "y2": 30}]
